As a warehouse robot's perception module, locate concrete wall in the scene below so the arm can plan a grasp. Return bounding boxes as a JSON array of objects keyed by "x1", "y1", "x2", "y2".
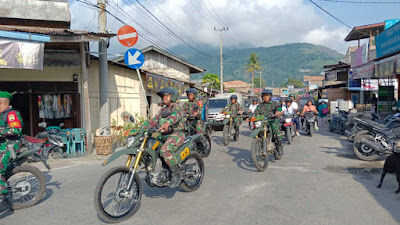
[
  {"x1": 0, "y1": 0, "x2": 70, "y2": 23},
  {"x1": 141, "y1": 51, "x2": 191, "y2": 81},
  {"x1": 326, "y1": 88, "x2": 349, "y2": 102},
  {"x1": 88, "y1": 61, "x2": 141, "y2": 134}
]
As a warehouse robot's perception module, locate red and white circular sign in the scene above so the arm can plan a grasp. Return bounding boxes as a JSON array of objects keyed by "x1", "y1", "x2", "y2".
[{"x1": 117, "y1": 25, "x2": 138, "y2": 47}]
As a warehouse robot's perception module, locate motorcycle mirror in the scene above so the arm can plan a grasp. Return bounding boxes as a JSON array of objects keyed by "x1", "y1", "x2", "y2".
[
  {"x1": 38, "y1": 122, "x2": 47, "y2": 128},
  {"x1": 59, "y1": 123, "x2": 65, "y2": 128},
  {"x1": 129, "y1": 115, "x2": 135, "y2": 123},
  {"x1": 161, "y1": 110, "x2": 171, "y2": 118}
]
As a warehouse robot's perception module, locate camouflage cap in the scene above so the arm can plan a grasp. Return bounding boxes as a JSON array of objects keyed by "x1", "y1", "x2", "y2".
[{"x1": 0, "y1": 91, "x2": 12, "y2": 100}]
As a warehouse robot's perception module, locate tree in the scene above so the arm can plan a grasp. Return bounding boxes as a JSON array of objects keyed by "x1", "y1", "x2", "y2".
[
  {"x1": 228, "y1": 88, "x2": 235, "y2": 93},
  {"x1": 280, "y1": 78, "x2": 304, "y2": 88},
  {"x1": 202, "y1": 73, "x2": 220, "y2": 90},
  {"x1": 253, "y1": 77, "x2": 266, "y2": 88},
  {"x1": 245, "y1": 52, "x2": 262, "y2": 88}
]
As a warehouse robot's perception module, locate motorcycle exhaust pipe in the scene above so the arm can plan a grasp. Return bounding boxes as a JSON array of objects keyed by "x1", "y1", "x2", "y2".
[{"x1": 360, "y1": 138, "x2": 384, "y2": 153}]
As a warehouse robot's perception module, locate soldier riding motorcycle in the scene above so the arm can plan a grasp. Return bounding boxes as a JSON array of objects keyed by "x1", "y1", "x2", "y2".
[
  {"x1": 220, "y1": 95, "x2": 244, "y2": 146},
  {"x1": 94, "y1": 87, "x2": 205, "y2": 223},
  {"x1": 182, "y1": 88, "x2": 211, "y2": 157},
  {"x1": 249, "y1": 89, "x2": 284, "y2": 172}
]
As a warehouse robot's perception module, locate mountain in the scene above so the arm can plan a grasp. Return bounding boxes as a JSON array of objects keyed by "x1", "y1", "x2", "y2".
[{"x1": 173, "y1": 43, "x2": 344, "y2": 86}]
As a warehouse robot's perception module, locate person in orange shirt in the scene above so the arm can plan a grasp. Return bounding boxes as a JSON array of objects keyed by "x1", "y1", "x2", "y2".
[{"x1": 301, "y1": 99, "x2": 318, "y2": 115}]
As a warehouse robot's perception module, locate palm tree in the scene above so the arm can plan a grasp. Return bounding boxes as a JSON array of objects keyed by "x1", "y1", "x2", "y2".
[{"x1": 245, "y1": 53, "x2": 262, "y2": 89}]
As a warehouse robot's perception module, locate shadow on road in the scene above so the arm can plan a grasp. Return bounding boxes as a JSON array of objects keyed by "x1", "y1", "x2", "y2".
[
  {"x1": 39, "y1": 172, "x2": 61, "y2": 204},
  {"x1": 225, "y1": 146, "x2": 257, "y2": 172},
  {"x1": 142, "y1": 183, "x2": 181, "y2": 199},
  {"x1": 350, "y1": 167, "x2": 400, "y2": 223}
]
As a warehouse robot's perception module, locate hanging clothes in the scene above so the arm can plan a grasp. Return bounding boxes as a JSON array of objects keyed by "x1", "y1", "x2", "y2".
[
  {"x1": 63, "y1": 94, "x2": 68, "y2": 118},
  {"x1": 65, "y1": 94, "x2": 72, "y2": 118},
  {"x1": 44, "y1": 94, "x2": 53, "y2": 119},
  {"x1": 38, "y1": 95, "x2": 44, "y2": 119},
  {"x1": 57, "y1": 94, "x2": 64, "y2": 118},
  {"x1": 53, "y1": 95, "x2": 60, "y2": 119}
]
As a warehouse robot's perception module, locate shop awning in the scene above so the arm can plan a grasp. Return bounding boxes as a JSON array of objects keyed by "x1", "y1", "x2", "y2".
[{"x1": 345, "y1": 22, "x2": 385, "y2": 42}]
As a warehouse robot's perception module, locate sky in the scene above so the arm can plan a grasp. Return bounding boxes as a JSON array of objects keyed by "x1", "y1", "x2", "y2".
[{"x1": 69, "y1": 0, "x2": 400, "y2": 55}]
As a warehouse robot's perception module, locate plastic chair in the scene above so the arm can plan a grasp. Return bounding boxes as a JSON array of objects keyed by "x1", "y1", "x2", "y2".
[
  {"x1": 71, "y1": 128, "x2": 86, "y2": 154},
  {"x1": 46, "y1": 126, "x2": 61, "y2": 133},
  {"x1": 60, "y1": 129, "x2": 71, "y2": 155}
]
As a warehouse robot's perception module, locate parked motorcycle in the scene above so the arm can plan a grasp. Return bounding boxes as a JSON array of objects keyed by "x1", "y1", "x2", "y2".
[
  {"x1": 250, "y1": 116, "x2": 283, "y2": 172},
  {"x1": 184, "y1": 114, "x2": 212, "y2": 157},
  {"x1": 222, "y1": 111, "x2": 240, "y2": 146},
  {"x1": 94, "y1": 118, "x2": 205, "y2": 223},
  {"x1": 329, "y1": 109, "x2": 349, "y2": 135},
  {"x1": 346, "y1": 116, "x2": 400, "y2": 142},
  {"x1": 303, "y1": 112, "x2": 317, "y2": 137},
  {"x1": 4, "y1": 137, "x2": 50, "y2": 210},
  {"x1": 281, "y1": 113, "x2": 296, "y2": 145},
  {"x1": 34, "y1": 124, "x2": 64, "y2": 159},
  {"x1": 353, "y1": 125, "x2": 400, "y2": 161}
]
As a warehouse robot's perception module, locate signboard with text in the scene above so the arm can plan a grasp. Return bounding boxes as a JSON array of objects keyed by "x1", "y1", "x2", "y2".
[{"x1": 376, "y1": 21, "x2": 400, "y2": 58}]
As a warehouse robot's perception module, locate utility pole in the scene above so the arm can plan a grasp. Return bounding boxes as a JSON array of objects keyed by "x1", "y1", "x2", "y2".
[
  {"x1": 259, "y1": 71, "x2": 262, "y2": 95},
  {"x1": 98, "y1": 0, "x2": 110, "y2": 135},
  {"x1": 214, "y1": 27, "x2": 228, "y2": 94}
]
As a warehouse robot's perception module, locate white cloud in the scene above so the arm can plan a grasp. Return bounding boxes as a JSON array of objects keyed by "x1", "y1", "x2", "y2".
[{"x1": 69, "y1": 0, "x2": 353, "y2": 54}]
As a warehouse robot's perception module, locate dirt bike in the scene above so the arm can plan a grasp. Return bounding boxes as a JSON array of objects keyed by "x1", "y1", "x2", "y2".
[
  {"x1": 250, "y1": 116, "x2": 284, "y2": 172},
  {"x1": 222, "y1": 111, "x2": 240, "y2": 146},
  {"x1": 3, "y1": 136, "x2": 50, "y2": 210},
  {"x1": 184, "y1": 114, "x2": 212, "y2": 157},
  {"x1": 94, "y1": 125, "x2": 205, "y2": 223}
]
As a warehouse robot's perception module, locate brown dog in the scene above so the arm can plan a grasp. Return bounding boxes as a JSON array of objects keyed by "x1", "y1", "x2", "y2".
[{"x1": 377, "y1": 153, "x2": 400, "y2": 194}]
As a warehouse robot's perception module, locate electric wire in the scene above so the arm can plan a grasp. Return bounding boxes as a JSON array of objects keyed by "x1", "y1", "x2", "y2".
[
  {"x1": 207, "y1": 0, "x2": 227, "y2": 27},
  {"x1": 199, "y1": 0, "x2": 224, "y2": 27},
  {"x1": 187, "y1": 0, "x2": 215, "y2": 27},
  {"x1": 309, "y1": 0, "x2": 352, "y2": 29}
]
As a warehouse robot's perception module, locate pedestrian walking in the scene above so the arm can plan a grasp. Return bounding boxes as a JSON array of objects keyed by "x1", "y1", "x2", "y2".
[{"x1": 318, "y1": 100, "x2": 329, "y2": 129}]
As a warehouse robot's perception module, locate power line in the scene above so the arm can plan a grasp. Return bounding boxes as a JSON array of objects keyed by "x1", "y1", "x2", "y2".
[
  {"x1": 136, "y1": 0, "x2": 216, "y2": 58},
  {"x1": 318, "y1": 0, "x2": 400, "y2": 3},
  {"x1": 75, "y1": 0, "x2": 175, "y2": 53},
  {"x1": 309, "y1": 0, "x2": 352, "y2": 29},
  {"x1": 149, "y1": 0, "x2": 197, "y2": 45},
  {"x1": 207, "y1": 0, "x2": 227, "y2": 27},
  {"x1": 199, "y1": 0, "x2": 224, "y2": 27},
  {"x1": 187, "y1": 0, "x2": 215, "y2": 27}
]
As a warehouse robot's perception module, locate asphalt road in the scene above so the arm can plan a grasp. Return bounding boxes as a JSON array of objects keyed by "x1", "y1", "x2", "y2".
[{"x1": 1, "y1": 125, "x2": 400, "y2": 225}]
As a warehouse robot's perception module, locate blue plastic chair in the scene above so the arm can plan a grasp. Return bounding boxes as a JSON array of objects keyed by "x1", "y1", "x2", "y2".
[
  {"x1": 71, "y1": 128, "x2": 86, "y2": 154},
  {"x1": 46, "y1": 126, "x2": 61, "y2": 133},
  {"x1": 60, "y1": 129, "x2": 71, "y2": 155}
]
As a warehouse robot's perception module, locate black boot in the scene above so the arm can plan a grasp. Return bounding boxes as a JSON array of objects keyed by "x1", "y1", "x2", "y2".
[
  {"x1": 275, "y1": 142, "x2": 283, "y2": 156},
  {"x1": 169, "y1": 166, "x2": 182, "y2": 188},
  {"x1": 0, "y1": 195, "x2": 11, "y2": 213}
]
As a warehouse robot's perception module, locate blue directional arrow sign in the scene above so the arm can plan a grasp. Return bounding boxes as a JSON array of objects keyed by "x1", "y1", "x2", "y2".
[{"x1": 124, "y1": 48, "x2": 144, "y2": 69}]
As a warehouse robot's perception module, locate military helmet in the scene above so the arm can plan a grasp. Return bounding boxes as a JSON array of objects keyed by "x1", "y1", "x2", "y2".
[
  {"x1": 157, "y1": 87, "x2": 179, "y2": 103},
  {"x1": 230, "y1": 95, "x2": 238, "y2": 100},
  {"x1": 289, "y1": 94, "x2": 295, "y2": 98},
  {"x1": 285, "y1": 97, "x2": 293, "y2": 102},
  {"x1": 252, "y1": 98, "x2": 259, "y2": 102},
  {"x1": 185, "y1": 88, "x2": 198, "y2": 97},
  {"x1": 261, "y1": 89, "x2": 272, "y2": 96}
]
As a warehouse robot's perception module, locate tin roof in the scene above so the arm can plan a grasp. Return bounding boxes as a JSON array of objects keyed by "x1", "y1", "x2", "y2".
[
  {"x1": 0, "y1": 25, "x2": 115, "y2": 41},
  {"x1": 344, "y1": 22, "x2": 385, "y2": 42}
]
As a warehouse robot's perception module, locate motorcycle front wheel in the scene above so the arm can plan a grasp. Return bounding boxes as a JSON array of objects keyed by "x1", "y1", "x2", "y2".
[
  {"x1": 251, "y1": 138, "x2": 269, "y2": 172},
  {"x1": 286, "y1": 126, "x2": 292, "y2": 145},
  {"x1": 223, "y1": 125, "x2": 230, "y2": 146},
  {"x1": 180, "y1": 153, "x2": 205, "y2": 192},
  {"x1": 7, "y1": 165, "x2": 46, "y2": 210},
  {"x1": 309, "y1": 122, "x2": 314, "y2": 137},
  {"x1": 94, "y1": 166, "x2": 142, "y2": 223}
]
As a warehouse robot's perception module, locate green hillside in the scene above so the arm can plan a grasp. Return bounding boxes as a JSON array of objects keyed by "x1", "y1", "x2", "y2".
[{"x1": 176, "y1": 43, "x2": 344, "y2": 86}]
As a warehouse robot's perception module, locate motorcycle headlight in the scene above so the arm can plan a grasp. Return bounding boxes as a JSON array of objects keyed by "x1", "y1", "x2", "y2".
[
  {"x1": 285, "y1": 118, "x2": 292, "y2": 123},
  {"x1": 226, "y1": 114, "x2": 231, "y2": 118},
  {"x1": 127, "y1": 137, "x2": 135, "y2": 147}
]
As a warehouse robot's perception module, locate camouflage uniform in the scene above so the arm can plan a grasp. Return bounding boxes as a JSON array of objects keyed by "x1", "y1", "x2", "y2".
[
  {"x1": 223, "y1": 102, "x2": 243, "y2": 129},
  {"x1": 143, "y1": 103, "x2": 185, "y2": 167},
  {"x1": 254, "y1": 101, "x2": 282, "y2": 142},
  {"x1": 0, "y1": 107, "x2": 23, "y2": 195},
  {"x1": 182, "y1": 101, "x2": 203, "y2": 134}
]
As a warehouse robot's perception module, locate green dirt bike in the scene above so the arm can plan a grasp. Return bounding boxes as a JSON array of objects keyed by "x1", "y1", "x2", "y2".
[
  {"x1": 4, "y1": 136, "x2": 51, "y2": 210},
  {"x1": 94, "y1": 123, "x2": 205, "y2": 223},
  {"x1": 184, "y1": 114, "x2": 212, "y2": 157},
  {"x1": 222, "y1": 111, "x2": 240, "y2": 146},
  {"x1": 250, "y1": 116, "x2": 284, "y2": 172}
]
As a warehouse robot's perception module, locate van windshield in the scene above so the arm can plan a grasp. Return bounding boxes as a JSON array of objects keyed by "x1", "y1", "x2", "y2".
[{"x1": 209, "y1": 99, "x2": 228, "y2": 108}]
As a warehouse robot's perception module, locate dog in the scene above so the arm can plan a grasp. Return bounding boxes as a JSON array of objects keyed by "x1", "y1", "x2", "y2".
[{"x1": 377, "y1": 153, "x2": 400, "y2": 194}]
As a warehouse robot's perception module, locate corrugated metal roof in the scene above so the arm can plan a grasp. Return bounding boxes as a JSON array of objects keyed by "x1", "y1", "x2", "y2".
[{"x1": 0, "y1": 25, "x2": 115, "y2": 38}]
